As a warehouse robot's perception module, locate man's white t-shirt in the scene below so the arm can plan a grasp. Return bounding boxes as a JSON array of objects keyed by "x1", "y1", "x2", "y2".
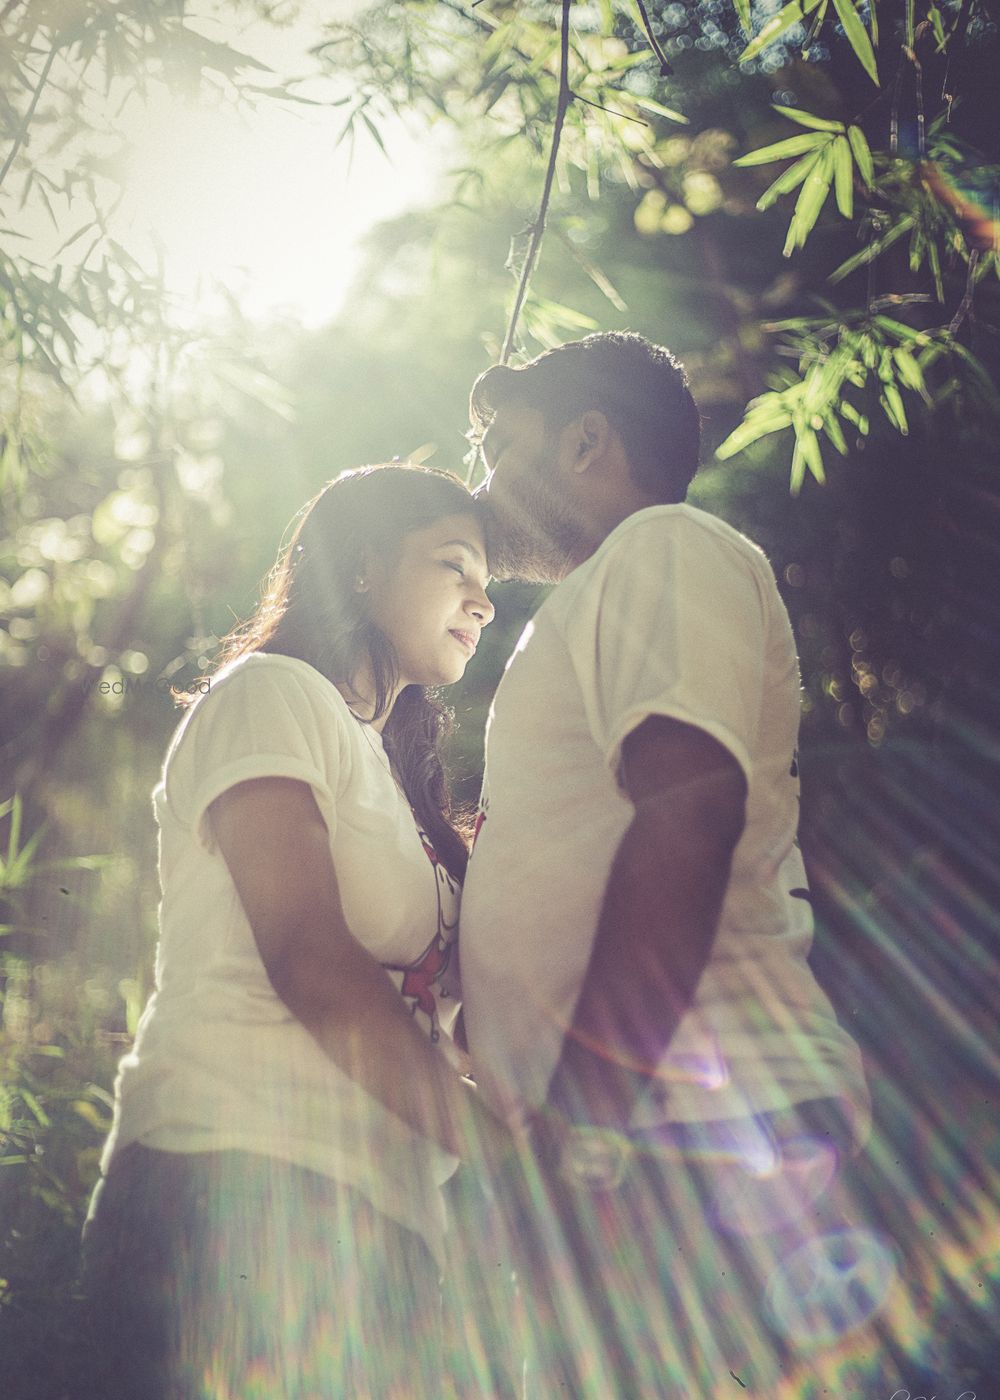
[
  {"x1": 460, "y1": 505, "x2": 871, "y2": 1146},
  {"x1": 102, "y1": 652, "x2": 461, "y2": 1262}
]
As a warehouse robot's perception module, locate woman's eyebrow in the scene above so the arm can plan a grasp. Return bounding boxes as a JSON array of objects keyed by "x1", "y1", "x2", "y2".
[{"x1": 438, "y1": 538, "x2": 486, "y2": 566}]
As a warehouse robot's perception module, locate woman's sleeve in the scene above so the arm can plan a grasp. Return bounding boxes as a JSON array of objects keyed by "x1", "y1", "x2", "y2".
[{"x1": 164, "y1": 660, "x2": 350, "y2": 852}]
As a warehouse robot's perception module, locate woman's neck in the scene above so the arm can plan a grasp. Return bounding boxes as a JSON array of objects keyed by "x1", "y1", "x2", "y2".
[{"x1": 335, "y1": 666, "x2": 398, "y2": 734}]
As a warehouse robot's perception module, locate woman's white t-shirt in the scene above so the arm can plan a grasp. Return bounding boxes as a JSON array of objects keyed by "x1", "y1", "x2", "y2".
[{"x1": 101, "y1": 653, "x2": 462, "y2": 1263}]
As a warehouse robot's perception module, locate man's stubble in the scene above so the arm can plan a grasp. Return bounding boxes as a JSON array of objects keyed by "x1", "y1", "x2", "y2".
[{"x1": 480, "y1": 458, "x2": 592, "y2": 586}]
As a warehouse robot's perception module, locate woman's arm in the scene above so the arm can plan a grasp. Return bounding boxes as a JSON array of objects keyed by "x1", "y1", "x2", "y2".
[{"x1": 209, "y1": 775, "x2": 510, "y2": 1165}]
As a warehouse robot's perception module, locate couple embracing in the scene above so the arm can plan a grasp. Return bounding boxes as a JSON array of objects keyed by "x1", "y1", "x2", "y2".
[{"x1": 83, "y1": 332, "x2": 877, "y2": 1399}]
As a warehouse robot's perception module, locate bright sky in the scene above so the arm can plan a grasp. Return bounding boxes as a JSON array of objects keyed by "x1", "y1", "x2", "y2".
[{"x1": 24, "y1": 3, "x2": 446, "y2": 327}]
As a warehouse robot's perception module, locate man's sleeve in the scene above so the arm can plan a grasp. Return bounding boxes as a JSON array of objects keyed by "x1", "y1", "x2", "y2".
[
  {"x1": 563, "y1": 515, "x2": 770, "y2": 790},
  {"x1": 164, "y1": 662, "x2": 347, "y2": 851}
]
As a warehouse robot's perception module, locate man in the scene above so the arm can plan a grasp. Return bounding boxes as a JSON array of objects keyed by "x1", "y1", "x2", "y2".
[{"x1": 458, "y1": 333, "x2": 891, "y2": 1396}]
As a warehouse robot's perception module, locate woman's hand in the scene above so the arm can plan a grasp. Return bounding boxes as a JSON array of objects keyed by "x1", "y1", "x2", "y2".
[{"x1": 209, "y1": 775, "x2": 510, "y2": 1162}]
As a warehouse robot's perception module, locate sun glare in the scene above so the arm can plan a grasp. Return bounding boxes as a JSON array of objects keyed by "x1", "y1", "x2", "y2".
[{"x1": 110, "y1": 84, "x2": 441, "y2": 327}]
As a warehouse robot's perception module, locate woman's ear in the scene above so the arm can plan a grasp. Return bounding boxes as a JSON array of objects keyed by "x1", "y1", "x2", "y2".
[{"x1": 353, "y1": 546, "x2": 383, "y2": 593}]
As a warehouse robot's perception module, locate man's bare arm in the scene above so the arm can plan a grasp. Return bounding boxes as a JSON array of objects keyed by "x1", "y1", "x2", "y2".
[{"x1": 544, "y1": 715, "x2": 747, "y2": 1127}]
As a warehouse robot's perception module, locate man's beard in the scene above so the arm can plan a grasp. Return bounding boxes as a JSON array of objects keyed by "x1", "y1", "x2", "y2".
[{"x1": 480, "y1": 478, "x2": 592, "y2": 585}]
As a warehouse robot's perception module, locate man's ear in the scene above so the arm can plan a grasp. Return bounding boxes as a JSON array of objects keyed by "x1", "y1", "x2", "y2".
[{"x1": 571, "y1": 410, "x2": 612, "y2": 475}]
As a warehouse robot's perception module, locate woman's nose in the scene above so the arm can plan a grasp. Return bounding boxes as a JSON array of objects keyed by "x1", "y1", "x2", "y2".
[{"x1": 467, "y1": 591, "x2": 495, "y2": 626}]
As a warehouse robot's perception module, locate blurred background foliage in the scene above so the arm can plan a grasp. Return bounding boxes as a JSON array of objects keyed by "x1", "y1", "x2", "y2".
[{"x1": 1, "y1": 0, "x2": 998, "y2": 1394}]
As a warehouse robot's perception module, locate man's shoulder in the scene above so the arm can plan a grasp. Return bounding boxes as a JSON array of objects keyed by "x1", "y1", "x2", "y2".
[{"x1": 580, "y1": 505, "x2": 773, "y2": 586}]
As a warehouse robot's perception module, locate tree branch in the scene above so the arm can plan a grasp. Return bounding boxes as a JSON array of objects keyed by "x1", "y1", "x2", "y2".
[
  {"x1": 633, "y1": 0, "x2": 673, "y2": 77},
  {"x1": 499, "y1": 0, "x2": 573, "y2": 365},
  {"x1": 0, "y1": 41, "x2": 57, "y2": 193}
]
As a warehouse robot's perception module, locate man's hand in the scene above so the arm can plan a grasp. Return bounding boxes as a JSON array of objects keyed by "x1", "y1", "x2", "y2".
[{"x1": 545, "y1": 714, "x2": 747, "y2": 1128}]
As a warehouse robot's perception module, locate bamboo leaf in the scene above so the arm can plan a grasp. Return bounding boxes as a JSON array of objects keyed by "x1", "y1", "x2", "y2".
[
  {"x1": 790, "y1": 435, "x2": 807, "y2": 493},
  {"x1": 785, "y1": 143, "x2": 835, "y2": 253},
  {"x1": 873, "y1": 315, "x2": 924, "y2": 341},
  {"x1": 756, "y1": 152, "x2": 821, "y2": 210},
  {"x1": 772, "y1": 104, "x2": 844, "y2": 132},
  {"x1": 928, "y1": 239, "x2": 943, "y2": 301},
  {"x1": 798, "y1": 425, "x2": 826, "y2": 483},
  {"x1": 734, "y1": 132, "x2": 828, "y2": 167},
  {"x1": 927, "y1": 5, "x2": 946, "y2": 51},
  {"x1": 831, "y1": 0, "x2": 880, "y2": 85},
  {"x1": 829, "y1": 215, "x2": 915, "y2": 282},
  {"x1": 892, "y1": 347, "x2": 929, "y2": 399},
  {"x1": 632, "y1": 95, "x2": 689, "y2": 125},
  {"x1": 846, "y1": 125, "x2": 875, "y2": 187},
  {"x1": 823, "y1": 411, "x2": 849, "y2": 454},
  {"x1": 7, "y1": 794, "x2": 22, "y2": 866},
  {"x1": 360, "y1": 111, "x2": 388, "y2": 158},
  {"x1": 739, "y1": 0, "x2": 823, "y2": 64},
  {"x1": 716, "y1": 403, "x2": 794, "y2": 458},
  {"x1": 19, "y1": 1088, "x2": 50, "y2": 1128},
  {"x1": 881, "y1": 383, "x2": 908, "y2": 433},
  {"x1": 833, "y1": 135, "x2": 854, "y2": 218}
]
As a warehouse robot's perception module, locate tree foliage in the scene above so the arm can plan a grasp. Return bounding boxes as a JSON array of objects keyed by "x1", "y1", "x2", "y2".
[
  {"x1": 1, "y1": 7, "x2": 998, "y2": 1390},
  {"x1": 314, "y1": 0, "x2": 998, "y2": 487}
]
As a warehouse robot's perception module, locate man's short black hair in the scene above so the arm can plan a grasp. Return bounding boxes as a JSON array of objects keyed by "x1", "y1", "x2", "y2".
[{"x1": 469, "y1": 331, "x2": 701, "y2": 503}]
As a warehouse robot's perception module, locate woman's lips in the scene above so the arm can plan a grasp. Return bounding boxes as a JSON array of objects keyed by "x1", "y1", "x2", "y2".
[{"x1": 449, "y1": 629, "x2": 477, "y2": 655}]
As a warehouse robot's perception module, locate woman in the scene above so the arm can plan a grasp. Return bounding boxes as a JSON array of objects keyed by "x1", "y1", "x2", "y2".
[{"x1": 82, "y1": 464, "x2": 512, "y2": 1399}]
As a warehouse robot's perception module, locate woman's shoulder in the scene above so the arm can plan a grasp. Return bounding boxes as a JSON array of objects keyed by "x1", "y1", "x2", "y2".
[
  {"x1": 164, "y1": 652, "x2": 355, "y2": 766},
  {"x1": 194, "y1": 652, "x2": 351, "y2": 717}
]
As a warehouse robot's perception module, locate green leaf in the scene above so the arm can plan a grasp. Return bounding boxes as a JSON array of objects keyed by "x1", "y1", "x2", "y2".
[
  {"x1": 734, "y1": 132, "x2": 828, "y2": 167},
  {"x1": 360, "y1": 111, "x2": 388, "y2": 158},
  {"x1": 833, "y1": 135, "x2": 854, "y2": 218},
  {"x1": 892, "y1": 347, "x2": 929, "y2": 399},
  {"x1": 831, "y1": 0, "x2": 880, "y2": 85},
  {"x1": 790, "y1": 435, "x2": 807, "y2": 494},
  {"x1": 530, "y1": 298, "x2": 599, "y2": 331},
  {"x1": 739, "y1": 0, "x2": 824, "y2": 64},
  {"x1": 733, "y1": 0, "x2": 752, "y2": 37},
  {"x1": 873, "y1": 315, "x2": 923, "y2": 341},
  {"x1": 798, "y1": 425, "x2": 826, "y2": 484},
  {"x1": 73, "y1": 1099, "x2": 112, "y2": 1133},
  {"x1": 822, "y1": 411, "x2": 849, "y2": 454},
  {"x1": 881, "y1": 383, "x2": 908, "y2": 433},
  {"x1": 19, "y1": 1088, "x2": 49, "y2": 1128},
  {"x1": 829, "y1": 215, "x2": 914, "y2": 282},
  {"x1": 928, "y1": 239, "x2": 943, "y2": 301},
  {"x1": 772, "y1": 105, "x2": 844, "y2": 133},
  {"x1": 632, "y1": 95, "x2": 689, "y2": 124},
  {"x1": 784, "y1": 143, "x2": 835, "y2": 254},
  {"x1": 846, "y1": 125, "x2": 874, "y2": 187},
  {"x1": 715, "y1": 401, "x2": 793, "y2": 458},
  {"x1": 757, "y1": 152, "x2": 821, "y2": 210}
]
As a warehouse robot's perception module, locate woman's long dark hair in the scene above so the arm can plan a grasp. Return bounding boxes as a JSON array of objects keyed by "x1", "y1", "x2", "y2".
[{"x1": 189, "y1": 464, "x2": 483, "y2": 883}]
